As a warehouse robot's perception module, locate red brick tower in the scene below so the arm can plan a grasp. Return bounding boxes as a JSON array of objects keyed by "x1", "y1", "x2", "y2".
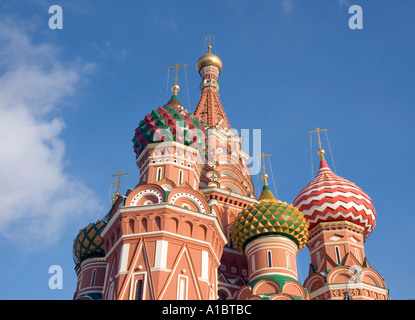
[
  {"x1": 99, "y1": 80, "x2": 227, "y2": 299},
  {"x1": 231, "y1": 173, "x2": 310, "y2": 300},
  {"x1": 293, "y1": 129, "x2": 389, "y2": 300},
  {"x1": 193, "y1": 43, "x2": 257, "y2": 299},
  {"x1": 73, "y1": 218, "x2": 108, "y2": 300}
]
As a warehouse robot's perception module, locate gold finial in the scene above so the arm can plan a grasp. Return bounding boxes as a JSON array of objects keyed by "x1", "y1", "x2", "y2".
[
  {"x1": 111, "y1": 170, "x2": 128, "y2": 204},
  {"x1": 205, "y1": 34, "x2": 215, "y2": 53},
  {"x1": 262, "y1": 173, "x2": 269, "y2": 185},
  {"x1": 197, "y1": 34, "x2": 223, "y2": 73},
  {"x1": 255, "y1": 153, "x2": 276, "y2": 201},
  {"x1": 166, "y1": 63, "x2": 188, "y2": 94},
  {"x1": 309, "y1": 127, "x2": 328, "y2": 160}
]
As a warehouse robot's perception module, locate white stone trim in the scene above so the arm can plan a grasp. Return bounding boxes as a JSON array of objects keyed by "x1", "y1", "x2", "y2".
[
  {"x1": 118, "y1": 243, "x2": 130, "y2": 274},
  {"x1": 129, "y1": 189, "x2": 163, "y2": 206}
]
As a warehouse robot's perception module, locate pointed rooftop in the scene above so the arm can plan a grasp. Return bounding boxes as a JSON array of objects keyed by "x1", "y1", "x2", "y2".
[
  {"x1": 193, "y1": 43, "x2": 231, "y2": 130},
  {"x1": 258, "y1": 173, "x2": 277, "y2": 201}
]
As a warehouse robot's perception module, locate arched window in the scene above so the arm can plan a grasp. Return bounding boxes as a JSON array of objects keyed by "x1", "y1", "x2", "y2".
[
  {"x1": 335, "y1": 246, "x2": 342, "y2": 265},
  {"x1": 135, "y1": 279, "x2": 143, "y2": 300},
  {"x1": 177, "y1": 276, "x2": 188, "y2": 300},
  {"x1": 90, "y1": 269, "x2": 96, "y2": 287},
  {"x1": 155, "y1": 216, "x2": 161, "y2": 231},
  {"x1": 178, "y1": 169, "x2": 183, "y2": 185},
  {"x1": 141, "y1": 218, "x2": 148, "y2": 232},
  {"x1": 286, "y1": 252, "x2": 290, "y2": 270},
  {"x1": 267, "y1": 250, "x2": 272, "y2": 268},
  {"x1": 156, "y1": 167, "x2": 162, "y2": 181},
  {"x1": 128, "y1": 219, "x2": 134, "y2": 233}
]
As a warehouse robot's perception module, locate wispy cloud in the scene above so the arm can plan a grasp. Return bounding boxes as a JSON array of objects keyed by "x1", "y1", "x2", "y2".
[
  {"x1": 0, "y1": 17, "x2": 98, "y2": 250},
  {"x1": 150, "y1": 6, "x2": 179, "y2": 35},
  {"x1": 90, "y1": 40, "x2": 129, "y2": 63},
  {"x1": 281, "y1": 0, "x2": 295, "y2": 15},
  {"x1": 338, "y1": 0, "x2": 350, "y2": 6},
  {"x1": 226, "y1": 0, "x2": 243, "y2": 15}
]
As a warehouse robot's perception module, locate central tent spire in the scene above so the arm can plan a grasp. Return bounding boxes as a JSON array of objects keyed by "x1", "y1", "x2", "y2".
[{"x1": 193, "y1": 38, "x2": 230, "y2": 130}]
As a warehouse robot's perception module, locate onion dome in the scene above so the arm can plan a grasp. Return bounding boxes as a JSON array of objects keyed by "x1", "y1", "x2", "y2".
[
  {"x1": 73, "y1": 219, "x2": 107, "y2": 265},
  {"x1": 231, "y1": 174, "x2": 309, "y2": 253},
  {"x1": 132, "y1": 94, "x2": 207, "y2": 158},
  {"x1": 293, "y1": 150, "x2": 376, "y2": 238},
  {"x1": 196, "y1": 45, "x2": 223, "y2": 74}
]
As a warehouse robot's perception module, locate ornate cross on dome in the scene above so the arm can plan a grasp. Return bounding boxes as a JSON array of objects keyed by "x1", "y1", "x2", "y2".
[
  {"x1": 309, "y1": 127, "x2": 327, "y2": 160},
  {"x1": 255, "y1": 152, "x2": 277, "y2": 200},
  {"x1": 205, "y1": 34, "x2": 215, "y2": 52},
  {"x1": 111, "y1": 170, "x2": 128, "y2": 204},
  {"x1": 256, "y1": 152, "x2": 271, "y2": 178},
  {"x1": 166, "y1": 63, "x2": 188, "y2": 94},
  {"x1": 309, "y1": 127, "x2": 327, "y2": 150}
]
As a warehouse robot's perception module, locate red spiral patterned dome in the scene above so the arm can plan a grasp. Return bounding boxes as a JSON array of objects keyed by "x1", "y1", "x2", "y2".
[{"x1": 293, "y1": 159, "x2": 376, "y2": 238}]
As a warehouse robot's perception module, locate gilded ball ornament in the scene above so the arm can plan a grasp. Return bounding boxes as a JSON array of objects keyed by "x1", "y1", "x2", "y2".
[
  {"x1": 196, "y1": 46, "x2": 223, "y2": 73},
  {"x1": 171, "y1": 84, "x2": 180, "y2": 93}
]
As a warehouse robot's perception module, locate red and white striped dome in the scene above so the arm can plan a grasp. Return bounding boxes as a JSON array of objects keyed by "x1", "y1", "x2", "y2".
[{"x1": 293, "y1": 158, "x2": 376, "y2": 238}]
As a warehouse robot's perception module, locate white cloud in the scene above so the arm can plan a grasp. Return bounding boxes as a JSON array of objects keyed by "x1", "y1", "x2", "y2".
[
  {"x1": 281, "y1": 0, "x2": 295, "y2": 15},
  {"x1": 0, "y1": 17, "x2": 98, "y2": 249}
]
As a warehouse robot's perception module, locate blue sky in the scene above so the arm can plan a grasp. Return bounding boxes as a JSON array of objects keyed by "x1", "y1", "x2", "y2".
[{"x1": 0, "y1": 0, "x2": 413, "y2": 300}]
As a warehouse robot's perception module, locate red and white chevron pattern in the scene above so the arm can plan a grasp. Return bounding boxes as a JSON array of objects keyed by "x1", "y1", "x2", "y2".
[{"x1": 293, "y1": 160, "x2": 376, "y2": 238}]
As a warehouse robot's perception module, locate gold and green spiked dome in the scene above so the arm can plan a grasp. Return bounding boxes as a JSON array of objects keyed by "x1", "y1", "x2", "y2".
[
  {"x1": 73, "y1": 219, "x2": 107, "y2": 265},
  {"x1": 231, "y1": 174, "x2": 309, "y2": 253}
]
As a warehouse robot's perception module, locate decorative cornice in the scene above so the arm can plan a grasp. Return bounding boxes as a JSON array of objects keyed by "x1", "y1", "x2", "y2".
[
  {"x1": 201, "y1": 187, "x2": 256, "y2": 203},
  {"x1": 101, "y1": 203, "x2": 227, "y2": 244},
  {"x1": 308, "y1": 282, "x2": 389, "y2": 300},
  {"x1": 308, "y1": 220, "x2": 364, "y2": 239}
]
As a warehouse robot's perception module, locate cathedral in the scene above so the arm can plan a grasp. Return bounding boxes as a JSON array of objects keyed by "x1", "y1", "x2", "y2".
[{"x1": 72, "y1": 43, "x2": 389, "y2": 300}]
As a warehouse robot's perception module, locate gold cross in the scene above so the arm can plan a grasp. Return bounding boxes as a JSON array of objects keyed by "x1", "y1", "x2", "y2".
[
  {"x1": 205, "y1": 34, "x2": 215, "y2": 51},
  {"x1": 111, "y1": 170, "x2": 128, "y2": 203},
  {"x1": 256, "y1": 152, "x2": 271, "y2": 176},
  {"x1": 309, "y1": 127, "x2": 327, "y2": 150},
  {"x1": 166, "y1": 63, "x2": 189, "y2": 87}
]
